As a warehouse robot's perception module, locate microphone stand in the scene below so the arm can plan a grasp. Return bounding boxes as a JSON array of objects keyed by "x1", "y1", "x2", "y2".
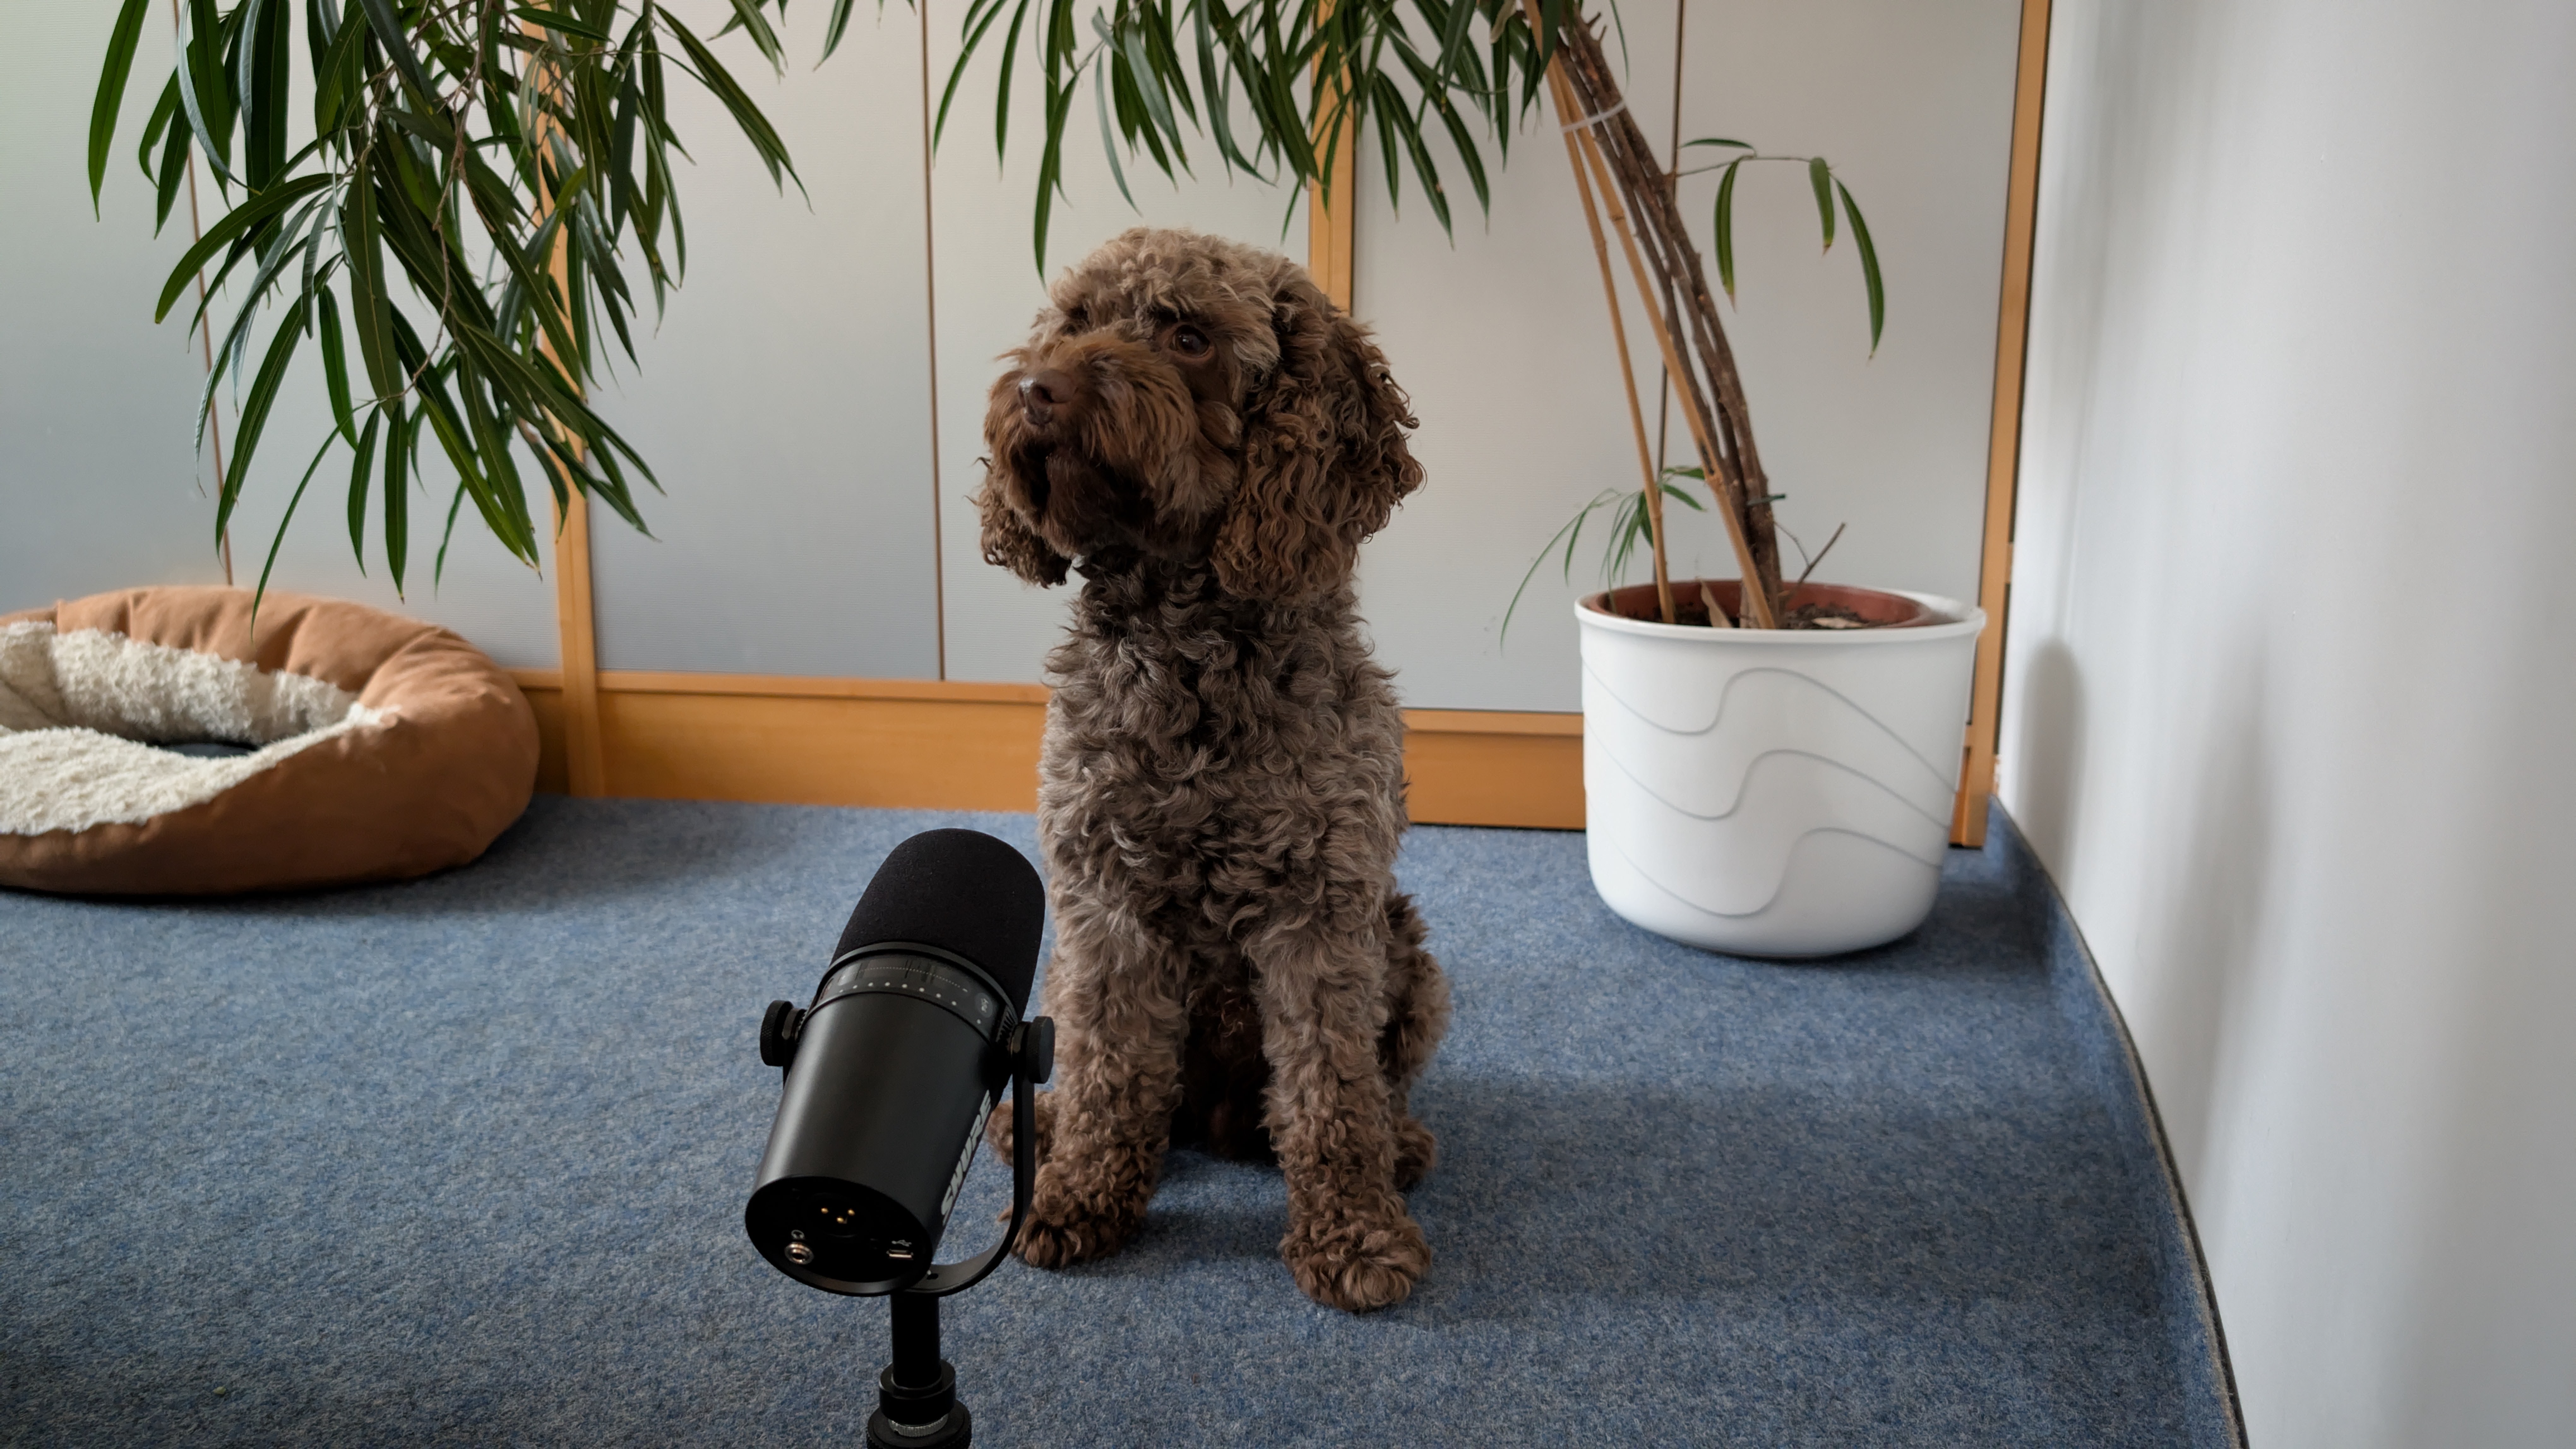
[{"x1": 865, "y1": 1018, "x2": 1052, "y2": 1449}]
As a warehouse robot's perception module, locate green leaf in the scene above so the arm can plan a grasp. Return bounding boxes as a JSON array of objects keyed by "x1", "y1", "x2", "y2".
[
  {"x1": 460, "y1": 365, "x2": 536, "y2": 553},
  {"x1": 1191, "y1": 0, "x2": 1259, "y2": 178},
  {"x1": 438, "y1": 356, "x2": 537, "y2": 566},
  {"x1": 240, "y1": 0, "x2": 291, "y2": 190},
  {"x1": 1094, "y1": 57, "x2": 1136, "y2": 210},
  {"x1": 1683, "y1": 137, "x2": 1751, "y2": 150},
  {"x1": 1368, "y1": 79, "x2": 1403, "y2": 211},
  {"x1": 1434, "y1": 0, "x2": 1478, "y2": 74},
  {"x1": 1031, "y1": 74, "x2": 1076, "y2": 274},
  {"x1": 1713, "y1": 158, "x2": 1741, "y2": 300},
  {"x1": 312, "y1": 0, "x2": 369, "y2": 134},
  {"x1": 821, "y1": 0, "x2": 861, "y2": 60},
  {"x1": 89, "y1": 0, "x2": 155, "y2": 215},
  {"x1": 192, "y1": 193, "x2": 325, "y2": 369},
  {"x1": 719, "y1": 0, "x2": 785, "y2": 73},
  {"x1": 484, "y1": 223, "x2": 583, "y2": 385},
  {"x1": 341, "y1": 173, "x2": 401, "y2": 399},
  {"x1": 214, "y1": 305, "x2": 311, "y2": 550},
  {"x1": 512, "y1": 5, "x2": 614, "y2": 43},
  {"x1": 303, "y1": 0, "x2": 341, "y2": 70},
  {"x1": 152, "y1": 110, "x2": 192, "y2": 234},
  {"x1": 318, "y1": 287, "x2": 359, "y2": 444},
  {"x1": 938, "y1": 0, "x2": 1018, "y2": 149},
  {"x1": 383, "y1": 401, "x2": 411, "y2": 596},
  {"x1": 1809, "y1": 156, "x2": 1835, "y2": 251},
  {"x1": 434, "y1": 479, "x2": 472, "y2": 584},
  {"x1": 154, "y1": 173, "x2": 331, "y2": 322},
  {"x1": 358, "y1": 0, "x2": 440, "y2": 106},
  {"x1": 252, "y1": 430, "x2": 342, "y2": 621},
  {"x1": 385, "y1": 104, "x2": 459, "y2": 152},
  {"x1": 992, "y1": 0, "x2": 1035, "y2": 159},
  {"x1": 1116, "y1": 20, "x2": 1188, "y2": 172},
  {"x1": 607, "y1": 74, "x2": 641, "y2": 234},
  {"x1": 1396, "y1": 46, "x2": 1488, "y2": 217},
  {"x1": 174, "y1": 0, "x2": 238, "y2": 185},
  {"x1": 1500, "y1": 489, "x2": 1621, "y2": 644},
  {"x1": 135, "y1": 75, "x2": 180, "y2": 184},
  {"x1": 347, "y1": 407, "x2": 381, "y2": 570},
  {"x1": 1837, "y1": 178, "x2": 1886, "y2": 354},
  {"x1": 661, "y1": 10, "x2": 800, "y2": 192},
  {"x1": 1376, "y1": 75, "x2": 1451, "y2": 236}
]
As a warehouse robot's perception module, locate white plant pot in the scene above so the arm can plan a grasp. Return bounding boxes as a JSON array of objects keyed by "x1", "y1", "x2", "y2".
[{"x1": 1576, "y1": 584, "x2": 1986, "y2": 958}]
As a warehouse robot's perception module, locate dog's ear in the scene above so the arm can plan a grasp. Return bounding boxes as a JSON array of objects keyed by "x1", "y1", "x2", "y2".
[
  {"x1": 1211, "y1": 274, "x2": 1423, "y2": 602},
  {"x1": 974, "y1": 474, "x2": 1070, "y2": 587}
]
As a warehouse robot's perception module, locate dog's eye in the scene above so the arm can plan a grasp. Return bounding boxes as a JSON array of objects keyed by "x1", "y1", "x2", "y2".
[{"x1": 1167, "y1": 324, "x2": 1213, "y2": 359}]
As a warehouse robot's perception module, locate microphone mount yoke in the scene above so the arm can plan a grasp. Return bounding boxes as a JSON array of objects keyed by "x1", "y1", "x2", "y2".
[{"x1": 863, "y1": 1016, "x2": 1052, "y2": 1449}]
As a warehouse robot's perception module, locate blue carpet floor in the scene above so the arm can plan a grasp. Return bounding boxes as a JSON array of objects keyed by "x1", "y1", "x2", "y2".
[{"x1": 1, "y1": 799, "x2": 2225, "y2": 1446}]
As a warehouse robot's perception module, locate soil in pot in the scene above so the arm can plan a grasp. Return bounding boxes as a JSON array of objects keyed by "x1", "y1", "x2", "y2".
[{"x1": 1589, "y1": 579, "x2": 1936, "y2": 630}]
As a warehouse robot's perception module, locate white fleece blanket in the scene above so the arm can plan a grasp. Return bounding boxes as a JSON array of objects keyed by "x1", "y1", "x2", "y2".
[{"x1": 0, "y1": 621, "x2": 386, "y2": 836}]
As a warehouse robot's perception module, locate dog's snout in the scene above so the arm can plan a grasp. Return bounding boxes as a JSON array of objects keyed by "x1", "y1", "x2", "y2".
[{"x1": 1020, "y1": 368, "x2": 1079, "y2": 426}]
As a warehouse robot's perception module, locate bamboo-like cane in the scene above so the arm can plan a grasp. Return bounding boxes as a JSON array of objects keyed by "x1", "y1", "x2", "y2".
[
  {"x1": 1553, "y1": 92, "x2": 1673, "y2": 623},
  {"x1": 1537, "y1": 52, "x2": 1779, "y2": 628},
  {"x1": 1553, "y1": 19, "x2": 1786, "y2": 613}
]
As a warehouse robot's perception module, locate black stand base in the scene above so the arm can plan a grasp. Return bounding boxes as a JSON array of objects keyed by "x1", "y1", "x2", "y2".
[
  {"x1": 865, "y1": 1291, "x2": 970, "y2": 1447},
  {"x1": 865, "y1": 1400, "x2": 969, "y2": 1448}
]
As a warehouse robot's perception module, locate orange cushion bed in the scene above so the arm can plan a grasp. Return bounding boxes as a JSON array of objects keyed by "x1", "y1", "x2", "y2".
[{"x1": 0, "y1": 587, "x2": 538, "y2": 895}]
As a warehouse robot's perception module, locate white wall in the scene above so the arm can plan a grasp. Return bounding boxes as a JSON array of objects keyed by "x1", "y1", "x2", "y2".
[
  {"x1": 4, "y1": 1, "x2": 2024, "y2": 710},
  {"x1": 2001, "y1": 1, "x2": 2576, "y2": 1443},
  {"x1": 2, "y1": 7, "x2": 212, "y2": 596}
]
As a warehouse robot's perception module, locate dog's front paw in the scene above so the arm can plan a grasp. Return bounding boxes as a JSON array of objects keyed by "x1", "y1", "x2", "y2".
[
  {"x1": 1010, "y1": 1166, "x2": 1143, "y2": 1270},
  {"x1": 1282, "y1": 1200, "x2": 1430, "y2": 1312}
]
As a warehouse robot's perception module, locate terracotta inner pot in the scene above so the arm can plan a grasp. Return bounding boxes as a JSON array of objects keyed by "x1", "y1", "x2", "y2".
[{"x1": 1583, "y1": 578, "x2": 1936, "y2": 630}]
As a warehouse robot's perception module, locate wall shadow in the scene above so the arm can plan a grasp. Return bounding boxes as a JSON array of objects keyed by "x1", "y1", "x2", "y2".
[{"x1": 2009, "y1": 637, "x2": 2089, "y2": 875}]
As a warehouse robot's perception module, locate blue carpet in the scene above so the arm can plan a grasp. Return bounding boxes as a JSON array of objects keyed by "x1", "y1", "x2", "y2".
[{"x1": 1, "y1": 799, "x2": 2222, "y2": 1446}]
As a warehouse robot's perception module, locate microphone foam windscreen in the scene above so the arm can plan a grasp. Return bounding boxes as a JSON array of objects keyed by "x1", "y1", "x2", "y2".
[{"x1": 834, "y1": 829, "x2": 1046, "y2": 1012}]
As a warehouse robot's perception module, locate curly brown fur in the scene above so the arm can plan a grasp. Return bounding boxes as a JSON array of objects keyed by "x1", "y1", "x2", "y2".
[{"x1": 975, "y1": 228, "x2": 1450, "y2": 1312}]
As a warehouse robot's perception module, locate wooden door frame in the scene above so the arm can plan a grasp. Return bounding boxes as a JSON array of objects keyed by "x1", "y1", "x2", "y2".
[{"x1": 1953, "y1": 0, "x2": 2052, "y2": 847}]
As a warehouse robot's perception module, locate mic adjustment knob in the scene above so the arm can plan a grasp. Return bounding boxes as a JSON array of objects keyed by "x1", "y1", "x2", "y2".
[
  {"x1": 759, "y1": 1000, "x2": 806, "y2": 1069},
  {"x1": 1013, "y1": 1017, "x2": 1056, "y2": 1084}
]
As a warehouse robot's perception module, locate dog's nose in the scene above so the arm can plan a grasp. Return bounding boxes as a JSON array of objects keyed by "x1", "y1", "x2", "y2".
[{"x1": 1020, "y1": 369, "x2": 1077, "y2": 426}]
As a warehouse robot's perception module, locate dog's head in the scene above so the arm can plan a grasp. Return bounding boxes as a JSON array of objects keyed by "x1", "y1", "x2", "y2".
[{"x1": 976, "y1": 227, "x2": 1422, "y2": 601}]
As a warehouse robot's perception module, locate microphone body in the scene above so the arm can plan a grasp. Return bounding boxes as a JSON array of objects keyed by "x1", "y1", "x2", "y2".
[{"x1": 745, "y1": 831, "x2": 1046, "y2": 1297}]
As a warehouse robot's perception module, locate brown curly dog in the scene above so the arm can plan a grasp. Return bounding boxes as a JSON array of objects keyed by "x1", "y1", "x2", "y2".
[{"x1": 974, "y1": 227, "x2": 1451, "y2": 1312}]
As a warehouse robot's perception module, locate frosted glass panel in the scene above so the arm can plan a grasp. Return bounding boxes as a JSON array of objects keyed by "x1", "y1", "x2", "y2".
[
  {"x1": 926, "y1": 14, "x2": 1309, "y2": 685},
  {"x1": 588, "y1": 0, "x2": 940, "y2": 679}
]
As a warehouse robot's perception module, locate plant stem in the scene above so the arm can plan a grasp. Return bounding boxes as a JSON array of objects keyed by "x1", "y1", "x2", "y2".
[
  {"x1": 1536, "y1": 39, "x2": 1777, "y2": 627},
  {"x1": 1549, "y1": 9, "x2": 1787, "y2": 624},
  {"x1": 1554, "y1": 84, "x2": 1673, "y2": 623}
]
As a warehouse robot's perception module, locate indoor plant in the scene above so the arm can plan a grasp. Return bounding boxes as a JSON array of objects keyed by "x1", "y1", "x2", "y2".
[
  {"x1": 86, "y1": 0, "x2": 1979, "y2": 954},
  {"x1": 1484, "y1": 12, "x2": 1983, "y2": 957}
]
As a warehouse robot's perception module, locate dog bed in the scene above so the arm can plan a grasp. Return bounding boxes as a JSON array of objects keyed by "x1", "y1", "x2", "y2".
[{"x1": 0, "y1": 587, "x2": 538, "y2": 895}]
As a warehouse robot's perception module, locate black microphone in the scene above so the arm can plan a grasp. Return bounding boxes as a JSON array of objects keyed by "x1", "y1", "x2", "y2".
[{"x1": 745, "y1": 829, "x2": 1052, "y2": 1297}]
